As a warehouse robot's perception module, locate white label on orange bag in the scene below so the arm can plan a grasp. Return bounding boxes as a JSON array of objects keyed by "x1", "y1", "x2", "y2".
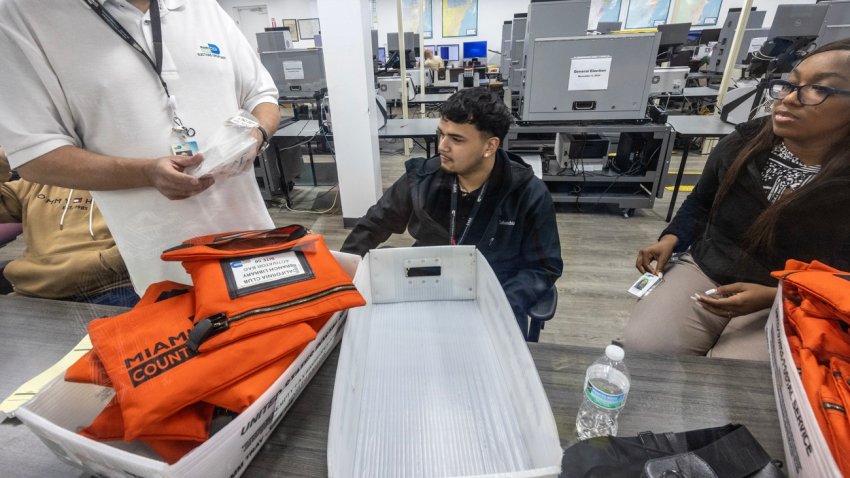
[{"x1": 228, "y1": 251, "x2": 312, "y2": 292}]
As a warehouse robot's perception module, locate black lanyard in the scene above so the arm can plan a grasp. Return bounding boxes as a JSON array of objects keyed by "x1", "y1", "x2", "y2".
[
  {"x1": 449, "y1": 177, "x2": 488, "y2": 246},
  {"x1": 82, "y1": 0, "x2": 195, "y2": 138}
]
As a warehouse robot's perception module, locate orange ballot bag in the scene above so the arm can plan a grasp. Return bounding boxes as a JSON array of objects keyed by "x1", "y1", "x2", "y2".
[{"x1": 61, "y1": 226, "x2": 365, "y2": 465}]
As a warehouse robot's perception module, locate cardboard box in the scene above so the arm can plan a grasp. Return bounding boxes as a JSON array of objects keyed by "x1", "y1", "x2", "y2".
[
  {"x1": 328, "y1": 246, "x2": 562, "y2": 477},
  {"x1": 16, "y1": 252, "x2": 360, "y2": 478},
  {"x1": 766, "y1": 287, "x2": 842, "y2": 477}
]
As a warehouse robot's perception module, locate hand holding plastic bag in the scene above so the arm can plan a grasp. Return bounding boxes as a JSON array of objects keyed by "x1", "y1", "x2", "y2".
[{"x1": 186, "y1": 110, "x2": 259, "y2": 180}]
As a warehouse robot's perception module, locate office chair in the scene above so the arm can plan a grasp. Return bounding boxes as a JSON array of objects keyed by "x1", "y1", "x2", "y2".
[
  {"x1": 0, "y1": 223, "x2": 22, "y2": 247},
  {"x1": 527, "y1": 285, "x2": 558, "y2": 343}
]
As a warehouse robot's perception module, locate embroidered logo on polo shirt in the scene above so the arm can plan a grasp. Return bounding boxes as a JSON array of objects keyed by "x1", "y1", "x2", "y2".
[{"x1": 198, "y1": 43, "x2": 226, "y2": 59}]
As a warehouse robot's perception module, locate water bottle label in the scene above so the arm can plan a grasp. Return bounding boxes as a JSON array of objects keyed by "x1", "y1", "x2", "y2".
[{"x1": 585, "y1": 382, "x2": 625, "y2": 409}]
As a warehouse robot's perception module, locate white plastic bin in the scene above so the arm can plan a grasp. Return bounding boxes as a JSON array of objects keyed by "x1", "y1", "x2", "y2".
[
  {"x1": 16, "y1": 252, "x2": 360, "y2": 478},
  {"x1": 328, "y1": 246, "x2": 562, "y2": 478},
  {"x1": 766, "y1": 287, "x2": 842, "y2": 477}
]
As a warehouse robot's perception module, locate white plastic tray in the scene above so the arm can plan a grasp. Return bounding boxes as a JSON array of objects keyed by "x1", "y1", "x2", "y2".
[
  {"x1": 767, "y1": 287, "x2": 841, "y2": 477},
  {"x1": 16, "y1": 252, "x2": 360, "y2": 478},
  {"x1": 328, "y1": 246, "x2": 562, "y2": 478}
]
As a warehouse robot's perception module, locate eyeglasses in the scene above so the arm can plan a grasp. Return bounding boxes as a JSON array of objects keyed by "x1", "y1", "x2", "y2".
[{"x1": 768, "y1": 79, "x2": 850, "y2": 106}]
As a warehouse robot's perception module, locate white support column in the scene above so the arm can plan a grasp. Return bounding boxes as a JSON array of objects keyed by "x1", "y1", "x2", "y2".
[
  {"x1": 317, "y1": 0, "x2": 382, "y2": 227},
  {"x1": 716, "y1": 0, "x2": 754, "y2": 109},
  {"x1": 396, "y1": 0, "x2": 411, "y2": 155},
  {"x1": 705, "y1": 0, "x2": 753, "y2": 154},
  {"x1": 418, "y1": 0, "x2": 425, "y2": 117}
]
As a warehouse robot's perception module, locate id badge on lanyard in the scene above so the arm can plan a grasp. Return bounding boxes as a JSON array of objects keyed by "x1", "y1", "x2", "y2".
[
  {"x1": 449, "y1": 177, "x2": 488, "y2": 246},
  {"x1": 82, "y1": 0, "x2": 196, "y2": 140}
]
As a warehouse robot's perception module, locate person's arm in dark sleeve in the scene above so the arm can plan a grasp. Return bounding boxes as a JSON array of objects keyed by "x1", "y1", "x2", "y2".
[
  {"x1": 662, "y1": 131, "x2": 741, "y2": 252},
  {"x1": 340, "y1": 175, "x2": 414, "y2": 256},
  {"x1": 500, "y1": 186, "x2": 563, "y2": 318}
]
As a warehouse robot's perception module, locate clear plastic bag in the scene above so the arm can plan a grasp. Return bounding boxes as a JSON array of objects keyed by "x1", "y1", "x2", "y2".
[{"x1": 187, "y1": 110, "x2": 259, "y2": 179}]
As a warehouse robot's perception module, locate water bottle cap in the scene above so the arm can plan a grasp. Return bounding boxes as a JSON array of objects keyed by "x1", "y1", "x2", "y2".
[{"x1": 605, "y1": 344, "x2": 625, "y2": 362}]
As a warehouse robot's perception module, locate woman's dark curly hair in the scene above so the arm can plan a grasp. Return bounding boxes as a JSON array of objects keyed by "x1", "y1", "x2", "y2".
[{"x1": 440, "y1": 87, "x2": 512, "y2": 145}]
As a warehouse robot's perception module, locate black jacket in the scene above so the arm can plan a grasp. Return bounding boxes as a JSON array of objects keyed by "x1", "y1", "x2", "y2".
[
  {"x1": 663, "y1": 118, "x2": 850, "y2": 286},
  {"x1": 341, "y1": 149, "x2": 563, "y2": 317}
]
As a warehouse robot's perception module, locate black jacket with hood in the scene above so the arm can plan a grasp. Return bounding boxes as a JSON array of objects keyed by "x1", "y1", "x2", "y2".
[
  {"x1": 341, "y1": 149, "x2": 563, "y2": 320},
  {"x1": 663, "y1": 117, "x2": 850, "y2": 286}
]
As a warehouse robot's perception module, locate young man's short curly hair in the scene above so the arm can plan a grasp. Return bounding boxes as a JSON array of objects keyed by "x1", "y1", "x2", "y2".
[{"x1": 440, "y1": 87, "x2": 512, "y2": 145}]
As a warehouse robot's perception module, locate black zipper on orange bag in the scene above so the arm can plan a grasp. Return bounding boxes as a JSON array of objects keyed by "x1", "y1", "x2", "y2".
[{"x1": 186, "y1": 284, "x2": 358, "y2": 352}]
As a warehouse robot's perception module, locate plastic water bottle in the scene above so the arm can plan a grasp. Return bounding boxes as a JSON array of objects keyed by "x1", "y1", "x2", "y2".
[{"x1": 576, "y1": 344, "x2": 631, "y2": 440}]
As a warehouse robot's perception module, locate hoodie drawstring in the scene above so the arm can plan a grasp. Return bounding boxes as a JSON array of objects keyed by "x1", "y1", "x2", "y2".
[
  {"x1": 89, "y1": 199, "x2": 96, "y2": 239},
  {"x1": 58, "y1": 189, "x2": 97, "y2": 239},
  {"x1": 58, "y1": 189, "x2": 73, "y2": 231}
]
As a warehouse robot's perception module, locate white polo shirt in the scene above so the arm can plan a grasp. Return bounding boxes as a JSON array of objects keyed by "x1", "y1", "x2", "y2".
[{"x1": 0, "y1": 0, "x2": 278, "y2": 292}]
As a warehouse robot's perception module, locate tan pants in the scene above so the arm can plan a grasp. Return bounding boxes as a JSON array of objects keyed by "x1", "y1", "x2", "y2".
[{"x1": 623, "y1": 253, "x2": 769, "y2": 361}]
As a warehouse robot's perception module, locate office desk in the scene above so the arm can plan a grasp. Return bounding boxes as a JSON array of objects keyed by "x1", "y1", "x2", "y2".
[
  {"x1": 665, "y1": 115, "x2": 736, "y2": 222},
  {"x1": 276, "y1": 119, "x2": 322, "y2": 138},
  {"x1": 379, "y1": 118, "x2": 440, "y2": 156},
  {"x1": 0, "y1": 295, "x2": 782, "y2": 477},
  {"x1": 408, "y1": 92, "x2": 453, "y2": 106},
  {"x1": 0, "y1": 297, "x2": 126, "y2": 477},
  {"x1": 273, "y1": 118, "x2": 439, "y2": 161},
  {"x1": 649, "y1": 87, "x2": 720, "y2": 99},
  {"x1": 682, "y1": 86, "x2": 721, "y2": 98}
]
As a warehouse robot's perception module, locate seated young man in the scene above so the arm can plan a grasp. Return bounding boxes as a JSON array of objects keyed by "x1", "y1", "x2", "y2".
[
  {"x1": 0, "y1": 149, "x2": 139, "y2": 307},
  {"x1": 341, "y1": 88, "x2": 562, "y2": 338}
]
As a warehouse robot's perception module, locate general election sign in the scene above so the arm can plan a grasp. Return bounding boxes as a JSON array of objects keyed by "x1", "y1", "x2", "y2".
[{"x1": 568, "y1": 56, "x2": 612, "y2": 91}]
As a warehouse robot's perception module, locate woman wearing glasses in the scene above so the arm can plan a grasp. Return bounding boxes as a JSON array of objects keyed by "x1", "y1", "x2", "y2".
[{"x1": 624, "y1": 39, "x2": 850, "y2": 360}]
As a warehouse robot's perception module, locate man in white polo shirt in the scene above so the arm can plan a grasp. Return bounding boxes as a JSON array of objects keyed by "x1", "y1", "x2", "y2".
[{"x1": 0, "y1": 0, "x2": 280, "y2": 292}]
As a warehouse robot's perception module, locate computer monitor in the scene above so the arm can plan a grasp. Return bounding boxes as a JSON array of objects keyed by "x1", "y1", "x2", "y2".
[
  {"x1": 462, "y1": 40, "x2": 487, "y2": 59},
  {"x1": 685, "y1": 30, "x2": 702, "y2": 46},
  {"x1": 768, "y1": 4, "x2": 828, "y2": 39},
  {"x1": 658, "y1": 23, "x2": 691, "y2": 48},
  {"x1": 670, "y1": 50, "x2": 694, "y2": 67},
  {"x1": 438, "y1": 44, "x2": 460, "y2": 62},
  {"x1": 388, "y1": 32, "x2": 416, "y2": 52},
  {"x1": 699, "y1": 28, "x2": 721, "y2": 44},
  {"x1": 596, "y1": 21, "x2": 621, "y2": 34},
  {"x1": 385, "y1": 50, "x2": 417, "y2": 69},
  {"x1": 377, "y1": 47, "x2": 386, "y2": 64}
]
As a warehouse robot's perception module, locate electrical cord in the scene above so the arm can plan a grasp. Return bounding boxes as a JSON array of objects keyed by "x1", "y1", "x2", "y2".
[
  {"x1": 275, "y1": 132, "x2": 320, "y2": 152},
  {"x1": 296, "y1": 117, "x2": 311, "y2": 136},
  {"x1": 280, "y1": 184, "x2": 340, "y2": 215},
  {"x1": 590, "y1": 168, "x2": 626, "y2": 209},
  {"x1": 271, "y1": 127, "x2": 319, "y2": 201},
  {"x1": 275, "y1": 110, "x2": 341, "y2": 214}
]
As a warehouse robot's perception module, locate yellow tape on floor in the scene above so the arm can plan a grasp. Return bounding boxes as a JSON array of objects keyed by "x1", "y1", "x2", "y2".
[{"x1": 665, "y1": 185, "x2": 695, "y2": 192}]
